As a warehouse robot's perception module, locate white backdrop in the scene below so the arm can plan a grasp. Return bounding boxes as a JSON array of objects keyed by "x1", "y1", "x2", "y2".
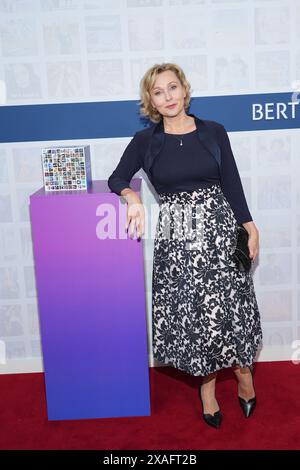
[{"x1": 0, "y1": 0, "x2": 299, "y2": 374}]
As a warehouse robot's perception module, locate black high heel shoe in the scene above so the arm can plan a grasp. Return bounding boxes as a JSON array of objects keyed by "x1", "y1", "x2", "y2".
[
  {"x1": 198, "y1": 385, "x2": 223, "y2": 429},
  {"x1": 238, "y1": 364, "x2": 256, "y2": 418}
]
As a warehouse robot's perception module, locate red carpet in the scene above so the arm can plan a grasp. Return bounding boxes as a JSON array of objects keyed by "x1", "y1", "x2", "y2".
[{"x1": 0, "y1": 361, "x2": 299, "y2": 450}]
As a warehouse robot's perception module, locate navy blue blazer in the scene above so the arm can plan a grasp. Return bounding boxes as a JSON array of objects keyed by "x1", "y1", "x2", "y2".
[{"x1": 107, "y1": 113, "x2": 253, "y2": 224}]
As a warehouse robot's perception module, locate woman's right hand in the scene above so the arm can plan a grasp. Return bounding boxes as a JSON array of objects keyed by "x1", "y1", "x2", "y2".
[{"x1": 121, "y1": 189, "x2": 145, "y2": 239}]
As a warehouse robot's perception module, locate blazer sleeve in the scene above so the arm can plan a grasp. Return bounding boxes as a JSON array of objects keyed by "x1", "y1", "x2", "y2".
[
  {"x1": 216, "y1": 124, "x2": 253, "y2": 225},
  {"x1": 107, "y1": 132, "x2": 142, "y2": 196}
]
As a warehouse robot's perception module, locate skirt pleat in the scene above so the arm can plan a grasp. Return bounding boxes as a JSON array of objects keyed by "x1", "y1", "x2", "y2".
[{"x1": 152, "y1": 183, "x2": 263, "y2": 377}]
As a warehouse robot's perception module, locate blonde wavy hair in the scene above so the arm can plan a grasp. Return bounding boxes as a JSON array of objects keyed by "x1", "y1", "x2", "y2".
[{"x1": 138, "y1": 63, "x2": 192, "y2": 124}]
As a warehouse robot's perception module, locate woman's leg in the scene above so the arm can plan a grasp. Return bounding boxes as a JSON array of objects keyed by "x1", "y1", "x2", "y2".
[
  {"x1": 233, "y1": 365, "x2": 255, "y2": 400},
  {"x1": 199, "y1": 371, "x2": 219, "y2": 414}
]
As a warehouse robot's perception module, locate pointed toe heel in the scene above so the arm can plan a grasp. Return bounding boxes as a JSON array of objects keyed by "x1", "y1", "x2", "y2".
[
  {"x1": 238, "y1": 364, "x2": 256, "y2": 418},
  {"x1": 238, "y1": 395, "x2": 256, "y2": 418},
  {"x1": 198, "y1": 386, "x2": 223, "y2": 429},
  {"x1": 203, "y1": 409, "x2": 223, "y2": 428}
]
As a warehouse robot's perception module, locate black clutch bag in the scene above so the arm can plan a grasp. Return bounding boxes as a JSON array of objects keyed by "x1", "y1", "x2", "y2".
[{"x1": 233, "y1": 224, "x2": 252, "y2": 272}]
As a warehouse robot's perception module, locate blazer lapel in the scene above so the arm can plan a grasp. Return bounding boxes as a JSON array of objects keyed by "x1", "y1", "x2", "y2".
[
  {"x1": 143, "y1": 118, "x2": 164, "y2": 175},
  {"x1": 143, "y1": 112, "x2": 221, "y2": 176},
  {"x1": 193, "y1": 114, "x2": 221, "y2": 169}
]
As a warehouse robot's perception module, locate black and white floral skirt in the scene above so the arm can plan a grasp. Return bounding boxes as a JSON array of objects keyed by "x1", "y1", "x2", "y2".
[{"x1": 152, "y1": 183, "x2": 263, "y2": 377}]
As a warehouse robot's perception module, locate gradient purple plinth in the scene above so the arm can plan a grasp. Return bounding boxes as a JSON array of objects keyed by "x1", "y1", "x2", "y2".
[{"x1": 29, "y1": 179, "x2": 150, "y2": 420}]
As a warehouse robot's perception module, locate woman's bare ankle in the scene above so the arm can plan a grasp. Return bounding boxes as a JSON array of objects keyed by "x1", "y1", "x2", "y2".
[
  {"x1": 200, "y1": 372, "x2": 218, "y2": 412},
  {"x1": 233, "y1": 366, "x2": 255, "y2": 400}
]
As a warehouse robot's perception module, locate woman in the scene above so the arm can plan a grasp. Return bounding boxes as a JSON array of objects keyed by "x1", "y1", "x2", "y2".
[{"x1": 108, "y1": 63, "x2": 263, "y2": 429}]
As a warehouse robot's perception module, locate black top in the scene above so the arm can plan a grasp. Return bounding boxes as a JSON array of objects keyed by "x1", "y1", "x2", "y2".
[
  {"x1": 150, "y1": 129, "x2": 220, "y2": 193},
  {"x1": 107, "y1": 115, "x2": 253, "y2": 224}
]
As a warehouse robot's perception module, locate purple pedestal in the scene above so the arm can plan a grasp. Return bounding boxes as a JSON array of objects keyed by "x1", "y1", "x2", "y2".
[{"x1": 29, "y1": 179, "x2": 150, "y2": 420}]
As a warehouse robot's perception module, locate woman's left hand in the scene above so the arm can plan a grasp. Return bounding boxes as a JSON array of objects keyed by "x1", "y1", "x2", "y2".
[{"x1": 243, "y1": 222, "x2": 259, "y2": 262}]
